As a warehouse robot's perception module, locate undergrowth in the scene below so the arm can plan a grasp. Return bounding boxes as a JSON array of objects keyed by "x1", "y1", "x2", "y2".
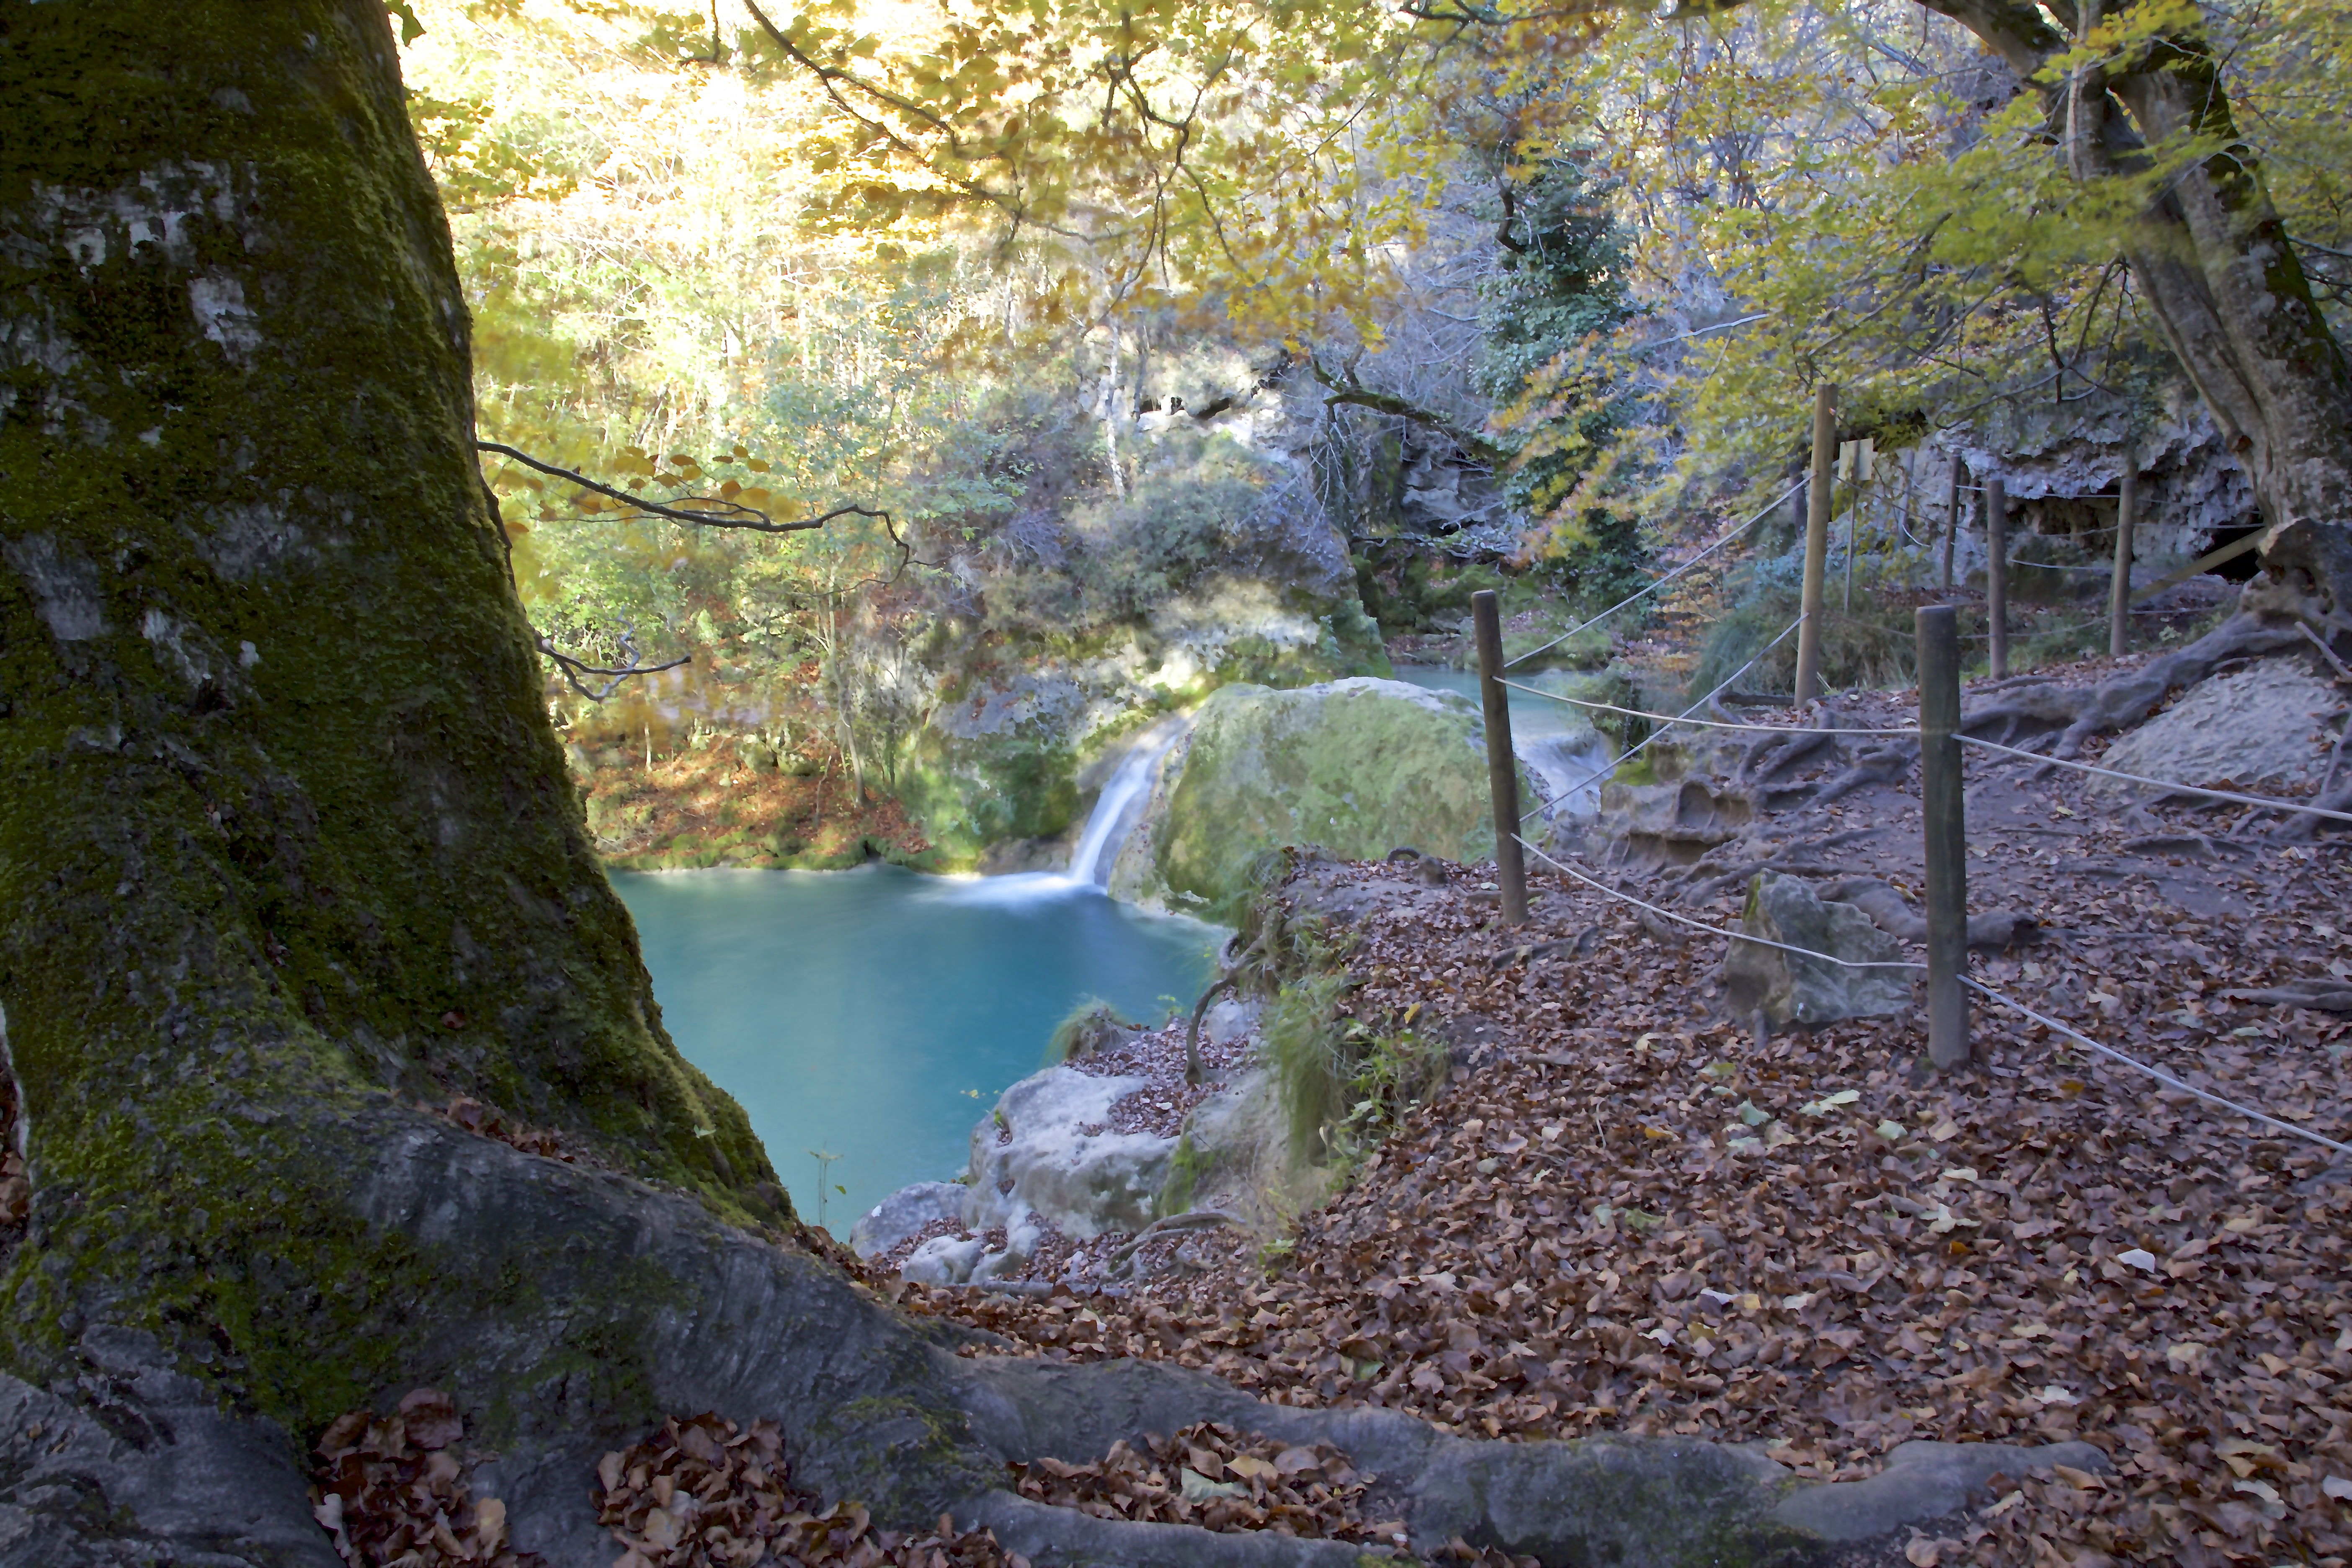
[{"x1": 1044, "y1": 997, "x2": 1138, "y2": 1064}]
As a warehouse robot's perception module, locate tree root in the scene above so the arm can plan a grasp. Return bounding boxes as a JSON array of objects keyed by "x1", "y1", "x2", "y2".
[
  {"x1": 1818, "y1": 878, "x2": 2037, "y2": 951},
  {"x1": 1958, "y1": 613, "x2": 2306, "y2": 756},
  {"x1": 1101, "y1": 1210, "x2": 1245, "y2": 1281},
  {"x1": 1806, "y1": 740, "x2": 1919, "y2": 808},
  {"x1": 2232, "y1": 979, "x2": 2352, "y2": 1013}
]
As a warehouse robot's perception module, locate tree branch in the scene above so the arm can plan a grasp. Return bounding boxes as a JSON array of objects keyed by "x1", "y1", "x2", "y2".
[
  {"x1": 536, "y1": 628, "x2": 690, "y2": 703},
  {"x1": 1308, "y1": 361, "x2": 1506, "y2": 466}
]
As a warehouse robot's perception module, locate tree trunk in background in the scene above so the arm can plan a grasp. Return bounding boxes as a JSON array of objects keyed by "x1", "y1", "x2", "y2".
[
  {"x1": 0, "y1": 0, "x2": 781, "y2": 1438},
  {"x1": 1926, "y1": 0, "x2": 2352, "y2": 630}
]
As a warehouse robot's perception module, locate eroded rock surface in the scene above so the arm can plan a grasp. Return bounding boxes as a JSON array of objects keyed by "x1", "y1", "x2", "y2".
[
  {"x1": 1723, "y1": 872, "x2": 1918, "y2": 1028},
  {"x1": 2092, "y1": 656, "x2": 2344, "y2": 798}
]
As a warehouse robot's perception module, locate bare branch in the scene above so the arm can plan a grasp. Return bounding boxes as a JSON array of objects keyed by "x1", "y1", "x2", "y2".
[
  {"x1": 536, "y1": 627, "x2": 690, "y2": 703},
  {"x1": 1309, "y1": 359, "x2": 1506, "y2": 466},
  {"x1": 478, "y1": 441, "x2": 832, "y2": 534}
]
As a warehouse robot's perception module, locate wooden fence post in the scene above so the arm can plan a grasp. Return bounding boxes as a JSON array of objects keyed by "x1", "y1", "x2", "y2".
[
  {"x1": 1941, "y1": 454, "x2": 1962, "y2": 593},
  {"x1": 1794, "y1": 384, "x2": 1835, "y2": 706},
  {"x1": 1986, "y1": 475, "x2": 2010, "y2": 679},
  {"x1": 1472, "y1": 589, "x2": 1528, "y2": 926},
  {"x1": 1916, "y1": 604, "x2": 1970, "y2": 1069},
  {"x1": 2109, "y1": 459, "x2": 2135, "y2": 658}
]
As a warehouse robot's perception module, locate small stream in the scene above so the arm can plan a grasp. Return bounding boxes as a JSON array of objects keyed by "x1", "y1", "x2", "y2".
[{"x1": 615, "y1": 865, "x2": 1218, "y2": 1231}]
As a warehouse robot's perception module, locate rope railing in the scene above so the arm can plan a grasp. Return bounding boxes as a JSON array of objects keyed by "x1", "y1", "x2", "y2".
[
  {"x1": 1502, "y1": 480, "x2": 1803, "y2": 673},
  {"x1": 1963, "y1": 980, "x2": 2352, "y2": 1159},
  {"x1": 1506, "y1": 833, "x2": 2347, "y2": 1160},
  {"x1": 1497, "y1": 675, "x2": 1921, "y2": 739},
  {"x1": 1456, "y1": 421, "x2": 2346, "y2": 1171},
  {"x1": 1514, "y1": 834, "x2": 1927, "y2": 971},
  {"x1": 1960, "y1": 735, "x2": 2352, "y2": 825},
  {"x1": 1516, "y1": 614, "x2": 1811, "y2": 823}
]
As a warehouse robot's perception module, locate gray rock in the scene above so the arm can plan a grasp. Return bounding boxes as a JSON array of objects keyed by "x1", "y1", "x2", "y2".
[
  {"x1": 970, "y1": 1208, "x2": 1046, "y2": 1283},
  {"x1": 2093, "y1": 657, "x2": 2344, "y2": 799},
  {"x1": 848, "y1": 1180, "x2": 968, "y2": 1260},
  {"x1": 965, "y1": 1066, "x2": 1174, "y2": 1239},
  {"x1": 1724, "y1": 872, "x2": 1917, "y2": 1027},
  {"x1": 1200, "y1": 998, "x2": 1260, "y2": 1046},
  {"x1": 902, "y1": 1232, "x2": 989, "y2": 1285}
]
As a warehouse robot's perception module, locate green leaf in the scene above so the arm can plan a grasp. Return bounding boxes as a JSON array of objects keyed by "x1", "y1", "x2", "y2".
[{"x1": 384, "y1": 0, "x2": 424, "y2": 44}]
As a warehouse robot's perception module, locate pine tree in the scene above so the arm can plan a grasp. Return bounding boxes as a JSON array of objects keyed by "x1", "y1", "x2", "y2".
[{"x1": 1473, "y1": 160, "x2": 1646, "y2": 605}]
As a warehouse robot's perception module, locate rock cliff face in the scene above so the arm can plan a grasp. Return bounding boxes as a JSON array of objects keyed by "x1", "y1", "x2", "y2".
[{"x1": 1109, "y1": 678, "x2": 1518, "y2": 921}]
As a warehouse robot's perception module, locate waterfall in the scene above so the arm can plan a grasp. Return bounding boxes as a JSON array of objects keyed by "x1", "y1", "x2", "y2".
[
  {"x1": 1517, "y1": 731, "x2": 1617, "y2": 820},
  {"x1": 1066, "y1": 730, "x2": 1176, "y2": 886}
]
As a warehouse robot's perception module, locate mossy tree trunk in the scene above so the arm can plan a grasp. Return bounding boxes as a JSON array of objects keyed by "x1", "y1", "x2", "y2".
[{"x1": 0, "y1": 0, "x2": 780, "y2": 1430}]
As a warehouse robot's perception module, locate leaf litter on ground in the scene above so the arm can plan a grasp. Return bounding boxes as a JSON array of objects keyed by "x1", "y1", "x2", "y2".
[{"x1": 900, "y1": 670, "x2": 2352, "y2": 1568}]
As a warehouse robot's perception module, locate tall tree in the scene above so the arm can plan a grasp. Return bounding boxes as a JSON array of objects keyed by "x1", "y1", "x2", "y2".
[
  {"x1": 1473, "y1": 158, "x2": 1648, "y2": 602},
  {"x1": 0, "y1": 0, "x2": 771, "y2": 1464},
  {"x1": 758, "y1": 0, "x2": 2352, "y2": 629},
  {"x1": 1915, "y1": 0, "x2": 2352, "y2": 625}
]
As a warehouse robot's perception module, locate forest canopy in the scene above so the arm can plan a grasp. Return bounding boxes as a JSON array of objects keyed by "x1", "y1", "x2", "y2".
[{"x1": 400, "y1": 0, "x2": 2352, "y2": 805}]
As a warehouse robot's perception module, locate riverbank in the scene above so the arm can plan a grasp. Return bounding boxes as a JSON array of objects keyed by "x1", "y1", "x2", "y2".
[{"x1": 577, "y1": 732, "x2": 943, "y2": 872}]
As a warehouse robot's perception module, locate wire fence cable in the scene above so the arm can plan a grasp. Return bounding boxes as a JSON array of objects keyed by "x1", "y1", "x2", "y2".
[
  {"x1": 1517, "y1": 615, "x2": 1812, "y2": 823},
  {"x1": 1498, "y1": 676, "x2": 1920, "y2": 738},
  {"x1": 1960, "y1": 735, "x2": 2352, "y2": 825},
  {"x1": 1514, "y1": 834, "x2": 1928, "y2": 971},
  {"x1": 1963, "y1": 979, "x2": 2352, "y2": 1159},
  {"x1": 1503, "y1": 480, "x2": 1803, "y2": 672},
  {"x1": 1505, "y1": 841, "x2": 2343, "y2": 1158}
]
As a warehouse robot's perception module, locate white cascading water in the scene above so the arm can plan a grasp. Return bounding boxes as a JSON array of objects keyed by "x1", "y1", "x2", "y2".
[
  {"x1": 1517, "y1": 731, "x2": 1617, "y2": 821},
  {"x1": 1065, "y1": 730, "x2": 1179, "y2": 886}
]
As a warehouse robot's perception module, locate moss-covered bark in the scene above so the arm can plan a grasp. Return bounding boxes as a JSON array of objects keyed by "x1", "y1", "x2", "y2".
[{"x1": 0, "y1": 0, "x2": 780, "y2": 1429}]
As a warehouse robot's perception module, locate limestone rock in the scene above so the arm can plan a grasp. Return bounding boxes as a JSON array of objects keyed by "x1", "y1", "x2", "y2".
[
  {"x1": 1135, "y1": 678, "x2": 1512, "y2": 920},
  {"x1": 1160, "y1": 1066, "x2": 1334, "y2": 1230},
  {"x1": 847, "y1": 1181, "x2": 967, "y2": 1261},
  {"x1": 964, "y1": 1067, "x2": 1175, "y2": 1240},
  {"x1": 2092, "y1": 658, "x2": 2345, "y2": 799},
  {"x1": 1723, "y1": 873, "x2": 1916, "y2": 1028},
  {"x1": 902, "y1": 1232, "x2": 990, "y2": 1286},
  {"x1": 1200, "y1": 998, "x2": 1261, "y2": 1046}
]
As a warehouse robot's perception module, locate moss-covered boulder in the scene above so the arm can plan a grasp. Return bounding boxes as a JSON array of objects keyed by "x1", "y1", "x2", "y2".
[{"x1": 1136, "y1": 678, "x2": 1511, "y2": 921}]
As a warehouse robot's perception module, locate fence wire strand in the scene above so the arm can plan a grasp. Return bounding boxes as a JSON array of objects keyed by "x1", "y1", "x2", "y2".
[
  {"x1": 1963, "y1": 979, "x2": 2352, "y2": 1159},
  {"x1": 1501, "y1": 842, "x2": 2344, "y2": 1159},
  {"x1": 1517, "y1": 614, "x2": 1810, "y2": 824},
  {"x1": 1513, "y1": 835, "x2": 1928, "y2": 971},
  {"x1": 1960, "y1": 734, "x2": 2352, "y2": 825},
  {"x1": 1498, "y1": 676, "x2": 1921, "y2": 738},
  {"x1": 1503, "y1": 481, "x2": 1802, "y2": 672},
  {"x1": 1478, "y1": 589, "x2": 2347, "y2": 1171}
]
